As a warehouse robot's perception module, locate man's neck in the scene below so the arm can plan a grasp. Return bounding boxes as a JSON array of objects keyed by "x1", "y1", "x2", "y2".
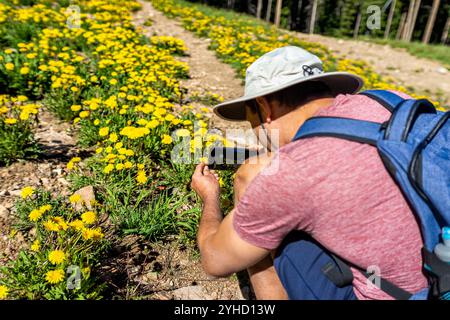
[{"x1": 277, "y1": 97, "x2": 335, "y2": 147}]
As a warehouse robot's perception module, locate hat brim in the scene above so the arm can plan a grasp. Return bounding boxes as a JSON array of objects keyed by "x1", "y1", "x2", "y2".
[{"x1": 213, "y1": 72, "x2": 364, "y2": 122}]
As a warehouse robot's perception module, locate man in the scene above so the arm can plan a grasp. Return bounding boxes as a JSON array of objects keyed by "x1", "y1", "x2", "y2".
[{"x1": 190, "y1": 46, "x2": 427, "y2": 300}]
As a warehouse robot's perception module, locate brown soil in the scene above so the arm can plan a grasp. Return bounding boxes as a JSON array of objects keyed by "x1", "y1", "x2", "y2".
[
  {"x1": 100, "y1": 235, "x2": 249, "y2": 300},
  {"x1": 0, "y1": 109, "x2": 80, "y2": 265}
]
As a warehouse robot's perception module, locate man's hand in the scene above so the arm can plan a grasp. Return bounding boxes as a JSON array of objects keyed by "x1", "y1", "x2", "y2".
[{"x1": 191, "y1": 162, "x2": 220, "y2": 202}]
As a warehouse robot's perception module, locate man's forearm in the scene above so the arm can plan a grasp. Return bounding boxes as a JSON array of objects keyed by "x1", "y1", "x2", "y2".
[{"x1": 197, "y1": 195, "x2": 223, "y2": 249}]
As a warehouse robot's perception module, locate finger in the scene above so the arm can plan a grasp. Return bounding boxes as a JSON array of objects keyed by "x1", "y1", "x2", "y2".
[
  {"x1": 204, "y1": 165, "x2": 210, "y2": 175},
  {"x1": 214, "y1": 174, "x2": 219, "y2": 180},
  {"x1": 194, "y1": 162, "x2": 206, "y2": 176},
  {"x1": 210, "y1": 169, "x2": 216, "y2": 175}
]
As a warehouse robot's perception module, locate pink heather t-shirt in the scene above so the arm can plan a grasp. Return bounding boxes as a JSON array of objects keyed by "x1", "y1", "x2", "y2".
[{"x1": 233, "y1": 91, "x2": 428, "y2": 300}]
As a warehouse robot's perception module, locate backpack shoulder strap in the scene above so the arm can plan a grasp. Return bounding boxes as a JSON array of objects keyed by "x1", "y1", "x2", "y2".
[
  {"x1": 326, "y1": 254, "x2": 413, "y2": 300},
  {"x1": 359, "y1": 89, "x2": 405, "y2": 112},
  {"x1": 384, "y1": 98, "x2": 436, "y2": 142},
  {"x1": 293, "y1": 116, "x2": 382, "y2": 146}
]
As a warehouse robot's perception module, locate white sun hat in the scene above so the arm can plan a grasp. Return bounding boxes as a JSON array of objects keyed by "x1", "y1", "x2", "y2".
[{"x1": 213, "y1": 45, "x2": 364, "y2": 121}]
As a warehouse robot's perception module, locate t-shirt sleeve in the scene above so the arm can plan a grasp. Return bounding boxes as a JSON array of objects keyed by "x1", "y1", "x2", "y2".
[{"x1": 232, "y1": 152, "x2": 312, "y2": 250}]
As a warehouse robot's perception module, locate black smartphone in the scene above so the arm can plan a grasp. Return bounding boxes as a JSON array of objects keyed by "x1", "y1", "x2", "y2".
[{"x1": 207, "y1": 146, "x2": 260, "y2": 170}]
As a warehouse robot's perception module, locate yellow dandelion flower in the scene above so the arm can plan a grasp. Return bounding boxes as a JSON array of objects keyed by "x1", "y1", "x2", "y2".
[
  {"x1": 136, "y1": 119, "x2": 147, "y2": 126},
  {"x1": 19, "y1": 112, "x2": 30, "y2": 121},
  {"x1": 44, "y1": 220, "x2": 60, "y2": 232},
  {"x1": 69, "y1": 194, "x2": 81, "y2": 203},
  {"x1": 48, "y1": 250, "x2": 66, "y2": 265},
  {"x1": 0, "y1": 285, "x2": 8, "y2": 299},
  {"x1": 99, "y1": 127, "x2": 109, "y2": 137},
  {"x1": 103, "y1": 164, "x2": 114, "y2": 174},
  {"x1": 136, "y1": 170, "x2": 147, "y2": 184},
  {"x1": 124, "y1": 161, "x2": 133, "y2": 169},
  {"x1": 29, "y1": 209, "x2": 43, "y2": 222},
  {"x1": 39, "y1": 204, "x2": 52, "y2": 213},
  {"x1": 5, "y1": 63, "x2": 14, "y2": 71},
  {"x1": 165, "y1": 114, "x2": 175, "y2": 122},
  {"x1": 161, "y1": 134, "x2": 172, "y2": 144},
  {"x1": 21, "y1": 186, "x2": 34, "y2": 199},
  {"x1": 71, "y1": 105, "x2": 81, "y2": 112},
  {"x1": 109, "y1": 133, "x2": 118, "y2": 142},
  {"x1": 20, "y1": 67, "x2": 30, "y2": 75},
  {"x1": 4, "y1": 118, "x2": 17, "y2": 124},
  {"x1": 81, "y1": 211, "x2": 96, "y2": 225},
  {"x1": 79, "y1": 111, "x2": 89, "y2": 118},
  {"x1": 146, "y1": 119, "x2": 159, "y2": 129},
  {"x1": 91, "y1": 228, "x2": 104, "y2": 240},
  {"x1": 125, "y1": 149, "x2": 134, "y2": 156},
  {"x1": 67, "y1": 161, "x2": 75, "y2": 170},
  {"x1": 44, "y1": 217, "x2": 68, "y2": 232},
  {"x1": 81, "y1": 227, "x2": 94, "y2": 240},
  {"x1": 69, "y1": 219, "x2": 84, "y2": 231},
  {"x1": 31, "y1": 240, "x2": 40, "y2": 252},
  {"x1": 45, "y1": 269, "x2": 65, "y2": 284}
]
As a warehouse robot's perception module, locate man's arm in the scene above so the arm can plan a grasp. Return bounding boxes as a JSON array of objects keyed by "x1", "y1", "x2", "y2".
[
  {"x1": 233, "y1": 154, "x2": 288, "y2": 299},
  {"x1": 191, "y1": 162, "x2": 269, "y2": 277},
  {"x1": 233, "y1": 153, "x2": 273, "y2": 203}
]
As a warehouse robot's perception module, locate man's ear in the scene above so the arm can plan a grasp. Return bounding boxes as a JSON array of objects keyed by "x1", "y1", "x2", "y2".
[{"x1": 255, "y1": 97, "x2": 272, "y2": 123}]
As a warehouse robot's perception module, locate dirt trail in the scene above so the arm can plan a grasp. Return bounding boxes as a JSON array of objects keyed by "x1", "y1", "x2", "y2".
[
  {"x1": 0, "y1": 108, "x2": 79, "y2": 265},
  {"x1": 296, "y1": 33, "x2": 450, "y2": 106}
]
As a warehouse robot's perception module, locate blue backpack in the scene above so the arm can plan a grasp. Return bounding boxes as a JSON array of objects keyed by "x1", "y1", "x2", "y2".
[{"x1": 293, "y1": 89, "x2": 450, "y2": 300}]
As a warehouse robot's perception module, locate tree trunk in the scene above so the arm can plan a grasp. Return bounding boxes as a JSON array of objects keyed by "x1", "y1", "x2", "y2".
[
  {"x1": 274, "y1": 0, "x2": 283, "y2": 27},
  {"x1": 266, "y1": 0, "x2": 273, "y2": 22},
  {"x1": 422, "y1": 0, "x2": 440, "y2": 44},
  {"x1": 384, "y1": 0, "x2": 396, "y2": 39},
  {"x1": 396, "y1": 12, "x2": 407, "y2": 40},
  {"x1": 256, "y1": 0, "x2": 263, "y2": 19},
  {"x1": 442, "y1": 17, "x2": 450, "y2": 44},
  {"x1": 353, "y1": 8, "x2": 362, "y2": 39},
  {"x1": 402, "y1": 0, "x2": 415, "y2": 40},
  {"x1": 309, "y1": 0, "x2": 318, "y2": 34},
  {"x1": 290, "y1": 0, "x2": 300, "y2": 30},
  {"x1": 406, "y1": 0, "x2": 421, "y2": 41}
]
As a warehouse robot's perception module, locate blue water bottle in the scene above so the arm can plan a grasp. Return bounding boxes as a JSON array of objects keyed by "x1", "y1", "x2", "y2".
[{"x1": 434, "y1": 227, "x2": 450, "y2": 299}]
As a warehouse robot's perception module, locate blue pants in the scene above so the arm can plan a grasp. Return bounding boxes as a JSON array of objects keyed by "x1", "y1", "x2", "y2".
[{"x1": 273, "y1": 232, "x2": 357, "y2": 300}]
